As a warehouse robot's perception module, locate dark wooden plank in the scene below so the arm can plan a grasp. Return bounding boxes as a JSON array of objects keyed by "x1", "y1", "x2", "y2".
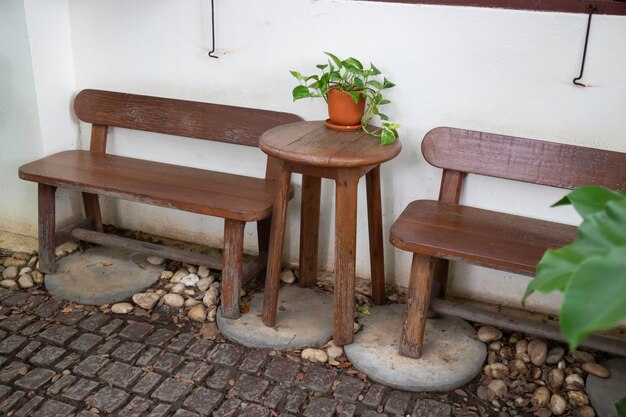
[
  {"x1": 70, "y1": 228, "x2": 222, "y2": 269},
  {"x1": 38, "y1": 184, "x2": 57, "y2": 274},
  {"x1": 74, "y1": 89, "x2": 302, "y2": 147},
  {"x1": 399, "y1": 253, "x2": 434, "y2": 359},
  {"x1": 423, "y1": 127, "x2": 626, "y2": 190},
  {"x1": 366, "y1": 166, "x2": 386, "y2": 305},
  {"x1": 82, "y1": 124, "x2": 108, "y2": 232},
  {"x1": 19, "y1": 150, "x2": 278, "y2": 221},
  {"x1": 390, "y1": 200, "x2": 577, "y2": 275},
  {"x1": 222, "y1": 219, "x2": 246, "y2": 319},
  {"x1": 299, "y1": 175, "x2": 321, "y2": 287}
]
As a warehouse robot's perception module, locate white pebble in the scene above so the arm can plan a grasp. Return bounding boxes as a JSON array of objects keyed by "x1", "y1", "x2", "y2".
[
  {"x1": 197, "y1": 276, "x2": 214, "y2": 292},
  {"x1": 181, "y1": 273, "x2": 199, "y2": 287},
  {"x1": 160, "y1": 271, "x2": 174, "y2": 280},
  {"x1": 2, "y1": 267, "x2": 18, "y2": 280},
  {"x1": 171, "y1": 283, "x2": 185, "y2": 294},
  {"x1": 0, "y1": 279, "x2": 17, "y2": 289},
  {"x1": 163, "y1": 293, "x2": 185, "y2": 308},
  {"x1": 186, "y1": 265, "x2": 198, "y2": 274},
  {"x1": 170, "y1": 269, "x2": 188, "y2": 283},
  {"x1": 187, "y1": 305, "x2": 206, "y2": 322},
  {"x1": 147, "y1": 256, "x2": 165, "y2": 266},
  {"x1": 17, "y1": 274, "x2": 34, "y2": 289},
  {"x1": 326, "y1": 341, "x2": 343, "y2": 359},
  {"x1": 111, "y1": 302, "x2": 134, "y2": 314},
  {"x1": 280, "y1": 270, "x2": 296, "y2": 284},
  {"x1": 132, "y1": 292, "x2": 160, "y2": 310},
  {"x1": 301, "y1": 348, "x2": 328, "y2": 363},
  {"x1": 197, "y1": 266, "x2": 210, "y2": 279}
]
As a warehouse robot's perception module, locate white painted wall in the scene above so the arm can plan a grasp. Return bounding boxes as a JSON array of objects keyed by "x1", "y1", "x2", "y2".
[{"x1": 4, "y1": 0, "x2": 626, "y2": 315}]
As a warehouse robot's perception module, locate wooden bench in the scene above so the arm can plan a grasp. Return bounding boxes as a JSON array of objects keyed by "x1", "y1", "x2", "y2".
[
  {"x1": 19, "y1": 89, "x2": 302, "y2": 319},
  {"x1": 390, "y1": 127, "x2": 626, "y2": 358}
]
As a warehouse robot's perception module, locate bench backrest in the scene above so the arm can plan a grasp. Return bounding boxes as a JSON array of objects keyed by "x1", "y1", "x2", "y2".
[
  {"x1": 422, "y1": 127, "x2": 626, "y2": 203},
  {"x1": 74, "y1": 89, "x2": 303, "y2": 178}
]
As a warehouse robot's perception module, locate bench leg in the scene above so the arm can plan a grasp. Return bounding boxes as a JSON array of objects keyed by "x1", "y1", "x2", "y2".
[
  {"x1": 366, "y1": 165, "x2": 385, "y2": 305},
  {"x1": 221, "y1": 219, "x2": 245, "y2": 319},
  {"x1": 38, "y1": 184, "x2": 57, "y2": 274},
  {"x1": 399, "y1": 253, "x2": 435, "y2": 359},
  {"x1": 299, "y1": 175, "x2": 321, "y2": 287},
  {"x1": 82, "y1": 192, "x2": 103, "y2": 232}
]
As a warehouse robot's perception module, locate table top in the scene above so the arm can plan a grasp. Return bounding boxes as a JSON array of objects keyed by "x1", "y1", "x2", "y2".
[{"x1": 259, "y1": 121, "x2": 402, "y2": 168}]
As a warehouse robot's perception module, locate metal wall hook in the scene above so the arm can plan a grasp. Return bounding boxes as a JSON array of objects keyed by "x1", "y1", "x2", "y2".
[
  {"x1": 572, "y1": 4, "x2": 597, "y2": 87},
  {"x1": 208, "y1": 0, "x2": 218, "y2": 59}
]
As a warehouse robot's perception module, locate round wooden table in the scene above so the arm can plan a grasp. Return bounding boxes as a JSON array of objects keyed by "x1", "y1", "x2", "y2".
[{"x1": 259, "y1": 121, "x2": 402, "y2": 345}]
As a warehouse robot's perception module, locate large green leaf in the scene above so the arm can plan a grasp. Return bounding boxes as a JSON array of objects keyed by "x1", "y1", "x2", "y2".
[
  {"x1": 292, "y1": 85, "x2": 311, "y2": 101},
  {"x1": 323, "y1": 52, "x2": 342, "y2": 69},
  {"x1": 616, "y1": 397, "x2": 626, "y2": 417},
  {"x1": 560, "y1": 247, "x2": 626, "y2": 349},
  {"x1": 553, "y1": 186, "x2": 626, "y2": 219}
]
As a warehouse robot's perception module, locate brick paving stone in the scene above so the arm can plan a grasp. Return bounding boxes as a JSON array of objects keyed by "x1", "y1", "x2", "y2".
[
  {"x1": 361, "y1": 411, "x2": 387, "y2": 417},
  {"x1": 97, "y1": 337, "x2": 121, "y2": 354},
  {"x1": 210, "y1": 344, "x2": 244, "y2": 366},
  {"x1": 74, "y1": 355, "x2": 109, "y2": 378},
  {"x1": 284, "y1": 388, "x2": 308, "y2": 414},
  {"x1": 2, "y1": 292, "x2": 30, "y2": 306},
  {"x1": 100, "y1": 361, "x2": 142, "y2": 388},
  {"x1": 32, "y1": 399, "x2": 76, "y2": 417},
  {"x1": 30, "y1": 346, "x2": 66, "y2": 367},
  {"x1": 230, "y1": 373, "x2": 269, "y2": 402},
  {"x1": 0, "y1": 289, "x2": 11, "y2": 301},
  {"x1": 303, "y1": 396, "x2": 338, "y2": 417},
  {"x1": 119, "y1": 322, "x2": 154, "y2": 341},
  {"x1": 132, "y1": 371, "x2": 162, "y2": 396},
  {"x1": 411, "y1": 399, "x2": 452, "y2": 417},
  {"x1": 239, "y1": 403, "x2": 270, "y2": 417},
  {"x1": 0, "y1": 334, "x2": 27, "y2": 354},
  {"x1": 176, "y1": 361, "x2": 212, "y2": 383},
  {"x1": 62, "y1": 378, "x2": 99, "y2": 401},
  {"x1": 27, "y1": 295, "x2": 48, "y2": 307},
  {"x1": 21, "y1": 321, "x2": 50, "y2": 337},
  {"x1": 154, "y1": 352, "x2": 184, "y2": 375},
  {"x1": 185, "y1": 338, "x2": 213, "y2": 360},
  {"x1": 56, "y1": 310, "x2": 87, "y2": 326},
  {"x1": 0, "y1": 384, "x2": 11, "y2": 401},
  {"x1": 337, "y1": 402, "x2": 357, "y2": 417},
  {"x1": 206, "y1": 366, "x2": 236, "y2": 391},
  {"x1": 0, "y1": 330, "x2": 6, "y2": 340},
  {"x1": 0, "y1": 390, "x2": 25, "y2": 413},
  {"x1": 15, "y1": 367, "x2": 56, "y2": 390},
  {"x1": 69, "y1": 333, "x2": 103, "y2": 353},
  {"x1": 265, "y1": 356, "x2": 300, "y2": 384},
  {"x1": 117, "y1": 396, "x2": 153, "y2": 417},
  {"x1": 39, "y1": 325, "x2": 78, "y2": 346},
  {"x1": 172, "y1": 410, "x2": 199, "y2": 417},
  {"x1": 300, "y1": 365, "x2": 336, "y2": 393},
  {"x1": 47, "y1": 374, "x2": 76, "y2": 395},
  {"x1": 111, "y1": 341, "x2": 144, "y2": 362},
  {"x1": 16, "y1": 340, "x2": 42, "y2": 360},
  {"x1": 34, "y1": 298, "x2": 64, "y2": 318},
  {"x1": 264, "y1": 384, "x2": 290, "y2": 409},
  {"x1": 53, "y1": 352, "x2": 80, "y2": 371},
  {"x1": 87, "y1": 386, "x2": 130, "y2": 413},
  {"x1": 333, "y1": 375, "x2": 365, "y2": 402},
  {"x1": 182, "y1": 386, "x2": 223, "y2": 414},
  {"x1": 362, "y1": 383, "x2": 386, "y2": 408},
  {"x1": 279, "y1": 414, "x2": 297, "y2": 417},
  {"x1": 13, "y1": 394, "x2": 44, "y2": 417},
  {"x1": 213, "y1": 398, "x2": 241, "y2": 417},
  {"x1": 99, "y1": 318, "x2": 124, "y2": 336},
  {"x1": 240, "y1": 349, "x2": 268, "y2": 374},
  {"x1": 78, "y1": 313, "x2": 110, "y2": 332},
  {"x1": 76, "y1": 411, "x2": 99, "y2": 417},
  {"x1": 145, "y1": 328, "x2": 176, "y2": 347},
  {"x1": 0, "y1": 357, "x2": 6, "y2": 368},
  {"x1": 0, "y1": 314, "x2": 33, "y2": 332},
  {"x1": 145, "y1": 403, "x2": 171, "y2": 417},
  {"x1": 135, "y1": 346, "x2": 161, "y2": 366},
  {"x1": 385, "y1": 390, "x2": 411, "y2": 415},
  {"x1": 166, "y1": 333, "x2": 194, "y2": 353},
  {"x1": 0, "y1": 361, "x2": 29, "y2": 383},
  {"x1": 151, "y1": 377, "x2": 192, "y2": 403}
]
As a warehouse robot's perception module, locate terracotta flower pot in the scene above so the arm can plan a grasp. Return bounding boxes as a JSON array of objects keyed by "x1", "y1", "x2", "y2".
[{"x1": 327, "y1": 88, "x2": 365, "y2": 128}]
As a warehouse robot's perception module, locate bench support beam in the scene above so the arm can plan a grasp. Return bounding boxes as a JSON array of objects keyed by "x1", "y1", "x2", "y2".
[
  {"x1": 222, "y1": 219, "x2": 245, "y2": 319},
  {"x1": 38, "y1": 184, "x2": 57, "y2": 274}
]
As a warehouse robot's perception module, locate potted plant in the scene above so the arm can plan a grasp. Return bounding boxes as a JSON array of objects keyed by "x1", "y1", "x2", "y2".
[{"x1": 290, "y1": 52, "x2": 399, "y2": 145}]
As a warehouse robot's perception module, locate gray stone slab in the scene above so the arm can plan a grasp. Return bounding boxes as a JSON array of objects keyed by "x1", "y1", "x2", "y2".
[
  {"x1": 217, "y1": 285, "x2": 333, "y2": 350},
  {"x1": 587, "y1": 358, "x2": 626, "y2": 417},
  {"x1": 344, "y1": 304, "x2": 486, "y2": 392},
  {"x1": 45, "y1": 246, "x2": 164, "y2": 305}
]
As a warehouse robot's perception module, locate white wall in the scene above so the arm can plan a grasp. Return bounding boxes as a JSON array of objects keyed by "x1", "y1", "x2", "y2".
[{"x1": 5, "y1": 0, "x2": 626, "y2": 315}]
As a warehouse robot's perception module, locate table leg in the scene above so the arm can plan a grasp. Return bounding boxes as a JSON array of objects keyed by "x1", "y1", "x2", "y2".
[
  {"x1": 262, "y1": 167, "x2": 292, "y2": 327},
  {"x1": 366, "y1": 165, "x2": 386, "y2": 305},
  {"x1": 333, "y1": 171, "x2": 359, "y2": 345},
  {"x1": 299, "y1": 175, "x2": 321, "y2": 287}
]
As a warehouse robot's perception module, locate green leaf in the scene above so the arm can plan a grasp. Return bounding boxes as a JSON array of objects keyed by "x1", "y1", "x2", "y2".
[
  {"x1": 553, "y1": 186, "x2": 626, "y2": 219},
  {"x1": 370, "y1": 63, "x2": 381, "y2": 75},
  {"x1": 367, "y1": 80, "x2": 383, "y2": 90},
  {"x1": 357, "y1": 306, "x2": 370, "y2": 315},
  {"x1": 379, "y1": 99, "x2": 391, "y2": 105},
  {"x1": 616, "y1": 397, "x2": 626, "y2": 417},
  {"x1": 348, "y1": 91, "x2": 361, "y2": 104},
  {"x1": 292, "y1": 85, "x2": 312, "y2": 101},
  {"x1": 290, "y1": 71, "x2": 303, "y2": 81},
  {"x1": 316, "y1": 64, "x2": 328, "y2": 70},
  {"x1": 343, "y1": 57, "x2": 363, "y2": 70},
  {"x1": 383, "y1": 78, "x2": 396, "y2": 89},
  {"x1": 560, "y1": 247, "x2": 626, "y2": 349},
  {"x1": 380, "y1": 129, "x2": 396, "y2": 145},
  {"x1": 353, "y1": 78, "x2": 364, "y2": 89},
  {"x1": 324, "y1": 52, "x2": 342, "y2": 69}
]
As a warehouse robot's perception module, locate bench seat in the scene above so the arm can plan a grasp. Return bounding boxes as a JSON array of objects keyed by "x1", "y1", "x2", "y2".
[
  {"x1": 19, "y1": 150, "x2": 278, "y2": 222},
  {"x1": 390, "y1": 200, "x2": 578, "y2": 276}
]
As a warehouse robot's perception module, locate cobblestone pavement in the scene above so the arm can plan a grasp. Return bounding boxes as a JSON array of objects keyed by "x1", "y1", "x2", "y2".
[{"x1": 0, "y1": 288, "x2": 500, "y2": 417}]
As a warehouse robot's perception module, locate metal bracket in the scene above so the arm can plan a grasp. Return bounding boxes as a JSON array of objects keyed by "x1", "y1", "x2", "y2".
[
  {"x1": 208, "y1": 0, "x2": 218, "y2": 59},
  {"x1": 572, "y1": 4, "x2": 597, "y2": 87}
]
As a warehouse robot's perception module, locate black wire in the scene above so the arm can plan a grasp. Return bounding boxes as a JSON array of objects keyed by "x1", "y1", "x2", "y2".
[
  {"x1": 572, "y1": 5, "x2": 596, "y2": 86},
  {"x1": 208, "y1": 0, "x2": 218, "y2": 59}
]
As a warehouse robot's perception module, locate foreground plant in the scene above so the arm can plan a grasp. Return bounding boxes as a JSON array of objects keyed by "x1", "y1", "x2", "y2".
[{"x1": 291, "y1": 52, "x2": 399, "y2": 145}]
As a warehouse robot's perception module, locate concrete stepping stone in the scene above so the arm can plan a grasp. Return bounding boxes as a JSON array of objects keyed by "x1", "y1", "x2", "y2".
[{"x1": 587, "y1": 358, "x2": 626, "y2": 417}]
